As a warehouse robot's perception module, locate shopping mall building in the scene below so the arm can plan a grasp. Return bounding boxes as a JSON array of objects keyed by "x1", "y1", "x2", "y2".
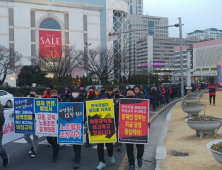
[{"x1": 0, "y1": 0, "x2": 128, "y2": 86}]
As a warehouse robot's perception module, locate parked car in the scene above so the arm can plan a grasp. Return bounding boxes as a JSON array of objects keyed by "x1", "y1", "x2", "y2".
[
  {"x1": 85, "y1": 85, "x2": 103, "y2": 92},
  {"x1": 127, "y1": 85, "x2": 135, "y2": 89},
  {"x1": 0, "y1": 90, "x2": 13, "y2": 108}
]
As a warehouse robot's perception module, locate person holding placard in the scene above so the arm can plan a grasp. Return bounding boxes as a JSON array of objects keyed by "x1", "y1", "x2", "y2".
[
  {"x1": 95, "y1": 93, "x2": 115, "y2": 170},
  {"x1": 47, "y1": 89, "x2": 61, "y2": 163},
  {"x1": 125, "y1": 89, "x2": 144, "y2": 170},
  {"x1": 24, "y1": 89, "x2": 39, "y2": 158}
]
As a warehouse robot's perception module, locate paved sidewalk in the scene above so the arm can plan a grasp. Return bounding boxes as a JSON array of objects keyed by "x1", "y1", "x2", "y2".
[{"x1": 160, "y1": 92, "x2": 222, "y2": 170}]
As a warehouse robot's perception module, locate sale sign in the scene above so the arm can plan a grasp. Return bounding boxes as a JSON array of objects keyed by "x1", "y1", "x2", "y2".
[
  {"x1": 86, "y1": 99, "x2": 116, "y2": 144},
  {"x1": 58, "y1": 103, "x2": 84, "y2": 145},
  {"x1": 119, "y1": 98, "x2": 149, "y2": 144},
  {"x1": 39, "y1": 30, "x2": 62, "y2": 57},
  {"x1": 35, "y1": 98, "x2": 58, "y2": 137}
]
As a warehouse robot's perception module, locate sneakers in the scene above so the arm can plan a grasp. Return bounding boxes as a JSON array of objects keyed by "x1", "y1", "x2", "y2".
[
  {"x1": 31, "y1": 151, "x2": 37, "y2": 158},
  {"x1": 138, "y1": 159, "x2": 143, "y2": 168},
  {"x1": 52, "y1": 156, "x2": 58, "y2": 163},
  {"x1": 128, "y1": 165, "x2": 135, "y2": 170},
  {"x1": 74, "y1": 161, "x2": 80, "y2": 169},
  {"x1": 96, "y1": 162, "x2": 106, "y2": 170},
  {"x1": 3, "y1": 155, "x2": 9, "y2": 167},
  {"x1": 29, "y1": 147, "x2": 34, "y2": 154},
  {"x1": 109, "y1": 156, "x2": 115, "y2": 164},
  {"x1": 85, "y1": 143, "x2": 91, "y2": 148}
]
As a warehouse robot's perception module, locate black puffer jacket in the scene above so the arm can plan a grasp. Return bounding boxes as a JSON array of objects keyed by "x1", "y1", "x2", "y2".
[
  {"x1": 150, "y1": 89, "x2": 158, "y2": 105},
  {"x1": 0, "y1": 104, "x2": 5, "y2": 131},
  {"x1": 114, "y1": 96, "x2": 124, "y2": 126}
]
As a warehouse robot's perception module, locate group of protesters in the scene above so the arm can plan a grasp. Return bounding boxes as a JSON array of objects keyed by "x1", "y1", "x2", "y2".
[{"x1": 0, "y1": 84, "x2": 149, "y2": 170}]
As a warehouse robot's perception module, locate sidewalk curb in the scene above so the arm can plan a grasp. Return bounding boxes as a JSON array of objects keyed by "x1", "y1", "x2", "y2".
[{"x1": 155, "y1": 101, "x2": 181, "y2": 170}]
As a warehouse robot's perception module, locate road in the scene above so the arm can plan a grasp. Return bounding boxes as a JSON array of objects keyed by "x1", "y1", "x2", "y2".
[{"x1": 1, "y1": 103, "x2": 165, "y2": 170}]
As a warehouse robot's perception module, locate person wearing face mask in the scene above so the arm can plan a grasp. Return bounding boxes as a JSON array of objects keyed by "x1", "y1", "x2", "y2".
[
  {"x1": 96, "y1": 93, "x2": 115, "y2": 170},
  {"x1": 124, "y1": 89, "x2": 144, "y2": 170},
  {"x1": 60, "y1": 85, "x2": 70, "y2": 102},
  {"x1": 46, "y1": 89, "x2": 61, "y2": 163},
  {"x1": 65, "y1": 88, "x2": 85, "y2": 169},
  {"x1": 42, "y1": 84, "x2": 53, "y2": 98},
  {"x1": 24, "y1": 89, "x2": 40, "y2": 158},
  {"x1": 85, "y1": 87, "x2": 99, "y2": 148},
  {"x1": 99, "y1": 87, "x2": 106, "y2": 98},
  {"x1": 107, "y1": 87, "x2": 114, "y2": 99},
  {"x1": 79, "y1": 84, "x2": 87, "y2": 100},
  {"x1": 207, "y1": 79, "x2": 218, "y2": 106},
  {"x1": 113, "y1": 90, "x2": 124, "y2": 151},
  {"x1": 62, "y1": 89, "x2": 71, "y2": 102}
]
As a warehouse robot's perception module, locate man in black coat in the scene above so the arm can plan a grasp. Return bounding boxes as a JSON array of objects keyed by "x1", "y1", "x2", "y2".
[
  {"x1": 113, "y1": 90, "x2": 124, "y2": 151},
  {"x1": 65, "y1": 88, "x2": 85, "y2": 169},
  {"x1": 85, "y1": 87, "x2": 99, "y2": 148}
]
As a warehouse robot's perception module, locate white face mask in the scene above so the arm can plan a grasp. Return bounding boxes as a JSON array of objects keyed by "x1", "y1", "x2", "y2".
[{"x1": 72, "y1": 93, "x2": 78, "y2": 98}]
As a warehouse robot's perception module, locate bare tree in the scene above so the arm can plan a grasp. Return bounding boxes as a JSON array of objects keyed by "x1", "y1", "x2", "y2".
[
  {"x1": 81, "y1": 48, "x2": 119, "y2": 83},
  {"x1": 32, "y1": 46, "x2": 83, "y2": 83},
  {"x1": 0, "y1": 45, "x2": 22, "y2": 85}
]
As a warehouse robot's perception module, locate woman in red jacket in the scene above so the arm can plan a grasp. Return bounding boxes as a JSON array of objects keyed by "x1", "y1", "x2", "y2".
[{"x1": 207, "y1": 81, "x2": 218, "y2": 106}]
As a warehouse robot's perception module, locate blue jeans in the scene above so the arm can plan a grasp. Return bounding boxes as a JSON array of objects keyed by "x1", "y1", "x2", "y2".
[{"x1": 0, "y1": 132, "x2": 7, "y2": 159}]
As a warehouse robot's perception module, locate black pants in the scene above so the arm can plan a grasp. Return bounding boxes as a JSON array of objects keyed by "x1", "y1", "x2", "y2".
[
  {"x1": 115, "y1": 125, "x2": 122, "y2": 147},
  {"x1": 209, "y1": 95, "x2": 216, "y2": 105},
  {"x1": 166, "y1": 95, "x2": 170, "y2": 104},
  {"x1": 152, "y1": 104, "x2": 156, "y2": 111},
  {"x1": 47, "y1": 137, "x2": 59, "y2": 157},
  {"x1": 86, "y1": 127, "x2": 89, "y2": 144},
  {"x1": 97, "y1": 143, "x2": 113, "y2": 163},
  {"x1": 126, "y1": 144, "x2": 144, "y2": 166},
  {"x1": 73, "y1": 145, "x2": 81, "y2": 162}
]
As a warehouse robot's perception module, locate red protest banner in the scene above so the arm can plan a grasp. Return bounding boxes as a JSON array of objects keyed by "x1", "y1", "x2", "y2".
[{"x1": 118, "y1": 98, "x2": 149, "y2": 144}]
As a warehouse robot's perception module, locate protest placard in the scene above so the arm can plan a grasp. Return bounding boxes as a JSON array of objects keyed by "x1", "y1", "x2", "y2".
[
  {"x1": 14, "y1": 97, "x2": 35, "y2": 134},
  {"x1": 119, "y1": 98, "x2": 149, "y2": 144},
  {"x1": 58, "y1": 102, "x2": 84, "y2": 144},
  {"x1": 35, "y1": 98, "x2": 58, "y2": 137},
  {"x1": 86, "y1": 99, "x2": 116, "y2": 143}
]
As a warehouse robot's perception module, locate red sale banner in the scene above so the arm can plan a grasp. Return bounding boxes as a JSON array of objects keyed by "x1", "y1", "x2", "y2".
[
  {"x1": 119, "y1": 99, "x2": 149, "y2": 144},
  {"x1": 39, "y1": 30, "x2": 62, "y2": 57}
]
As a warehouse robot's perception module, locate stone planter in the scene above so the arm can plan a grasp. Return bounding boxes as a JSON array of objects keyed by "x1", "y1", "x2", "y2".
[
  {"x1": 186, "y1": 118, "x2": 222, "y2": 138},
  {"x1": 182, "y1": 104, "x2": 205, "y2": 118},
  {"x1": 182, "y1": 97, "x2": 199, "y2": 106},
  {"x1": 207, "y1": 140, "x2": 222, "y2": 164}
]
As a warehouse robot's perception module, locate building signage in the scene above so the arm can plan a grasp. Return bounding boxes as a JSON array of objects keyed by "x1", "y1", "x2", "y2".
[
  {"x1": 216, "y1": 62, "x2": 222, "y2": 82},
  {"x1": 39, "y1": 30, "x2": 62, "y2": 57}
]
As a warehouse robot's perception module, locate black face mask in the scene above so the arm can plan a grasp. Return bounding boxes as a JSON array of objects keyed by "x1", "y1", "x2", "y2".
[
  {"x1": 126, "y1": 95, "x2": 134, "y2": 98},
  {"x1": 51, "y1": 96, "x2": 57, "y2": 98},
  {"x1": 101, "y1": 90, "x2": 106, "y2": 93},
  {"x1": 115, "y1": 94, "x2": 120, "y2": 98},
  {"x1": 30, "y1": 94, "x2": 35, "y2": 97}
]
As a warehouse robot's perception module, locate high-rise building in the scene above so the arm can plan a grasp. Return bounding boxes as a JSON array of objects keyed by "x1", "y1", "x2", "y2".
[
  {"x1": 128, "y1": 0, "x2": 143, "y2": 15},
  {"x1": 127, "y1": 15, "x2": 168, "y2": 74},
  {"x1": 186, "y1": 28, "x2": 222, "y2": 40},
  {"x1": 0, "y1": 0, "x2": 129, "y2": 86},
  {"x1": 135, "y1": 36, "x2": 199, "y2": 79}
]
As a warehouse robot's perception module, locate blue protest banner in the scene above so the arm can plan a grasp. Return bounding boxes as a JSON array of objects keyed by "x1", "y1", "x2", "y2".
[
  {"x1": 14, "y1": 97, "x2": 35, "y2": 134},
  {"x1": 58, "y1": 102, "x2": 84, "y2": 145},
  {"x1": 35, "y1": 98, "x2": 58, "y2": 137}
]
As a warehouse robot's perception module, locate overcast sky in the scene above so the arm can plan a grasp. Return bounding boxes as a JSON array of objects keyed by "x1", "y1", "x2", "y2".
[{"x1": 143, "y1": 0, "x2": 222, "y2": 38}]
